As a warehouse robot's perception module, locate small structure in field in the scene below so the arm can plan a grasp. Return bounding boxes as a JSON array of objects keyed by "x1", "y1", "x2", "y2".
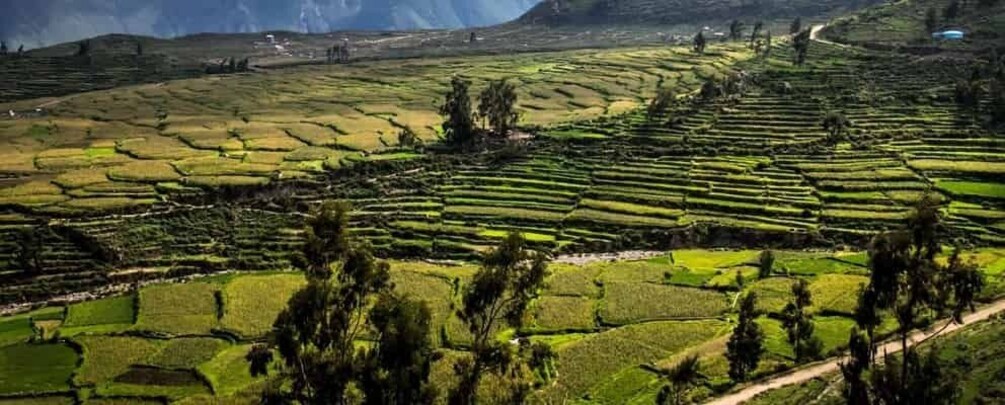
[{"x1": 932, "y1": 30, "x2": 965, "y2": 40}]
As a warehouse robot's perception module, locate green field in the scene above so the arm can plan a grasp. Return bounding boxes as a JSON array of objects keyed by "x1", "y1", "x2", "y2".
[
  {"x1": 0, "y1": 344, "x2": 77, "y2": 395},
  {"x1": 0, "y1": 247, "x2": 1001, "y2": 403}
]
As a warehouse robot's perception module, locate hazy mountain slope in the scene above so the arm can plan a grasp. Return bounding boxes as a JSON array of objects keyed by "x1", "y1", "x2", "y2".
[
  {"x1": 520, "y1": 0, "x2": 880, "y2": 25},
  {"x1": 0, "y1": 0, "x2": 540, "y2": 48}
]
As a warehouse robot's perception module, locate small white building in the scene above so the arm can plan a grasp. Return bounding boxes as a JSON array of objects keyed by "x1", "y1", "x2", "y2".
[{"x1": 265, "y1": 34, "x2": 276, "y2": 44}]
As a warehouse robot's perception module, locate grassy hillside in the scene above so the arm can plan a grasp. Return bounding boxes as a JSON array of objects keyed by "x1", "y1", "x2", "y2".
[
  {"x1": 822, "y1": 0, "x2": 1005, "y2": 50},
  {"x1": 520, "y1": 0, "x2": 880, "y2": 25}
]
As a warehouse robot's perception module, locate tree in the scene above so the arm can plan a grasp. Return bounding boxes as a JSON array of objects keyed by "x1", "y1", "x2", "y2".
[
  {"x1": 249, "y1": 201, "x2": 437, "y2": 404},
  {"x1": 300, "y1": 201, "x2": 351, "y2": 279},
  {"x1": 729, "y1": 20, "x2": 745, "y2": 41},
  {"x1": 398, "y1": 127, "x2": 422, "y2": 148},
  {"x1": 450, "y1": 232, "x2": 550, "y2": 405},
  {"x1": 792, "y1": 29, "x2": 811, "y2": 66},
  {"x1": 852, "y1": 285, "x2": 882, "y2": 361},
  {"x1": 693, "y1": 31, "x2": 707, "y2": 55},
  {"x1": 477, "y1": 79, "x2": 519, "y2": 137},
  {"x1": 360, "y1": 293, "x2": 438, "y2": 405},
  {"x1": 136, "y1": 41, "x2": 143, "y2": 56},
  {"x1": 647, "y1": 87, "x2": 676, "y2": 122},
  {"x1": 781, "y1": 279, "x2": 822, "y2": 363},
  {"x1": 76, "y1": 40, "x2": 91, "y2": 57},
  {"x1": 749, "y1": 21, "x2": 764, "y2": 48},
  {"x1": 763, "y1": 31, "x2": 772, "y2": 58},
  {"x1": 925, "y1": 7, "x2": 939, "y2": 35},
  {"x1": 0, "y1": 41, "x2": 7, "y2": 56},
  {"x1": 790, "y1": 17, "x2": 803, "y2": 35},
  {"x1": 757, "y1": 250, "x2": 774, "y2": 279},
  {"x1": 822, "y1": 112, "x2": 851, "y2": 145},
  {"x1": 727, "y1": 293, "x2": 765, "y2": 382},
  {"x1": 839, "y1": 327, "x2": 872, "y2": 404},
  {"x1": 469, "y1": 32, "x2": 478, "y2": 43},
  {"x1": 944, "y1": 0, "x2": 961, "y2": 22},
  {"x1": 441, "y1": 76, "x2": 478, "y2": 147},
  {"x1": 991, "y1": 76, "x2": 1005, "y2": 126},
  {"x1": 270, "y1": 242, "x2": 391, "y2": 403},
  {"x1": 955, "y1": 69, "x2": 982, "y2": 118},
  {"x1": 657, "y1": 355, "x2": 704, "y2": 405},
  {"x1": 869, "y1": 347, "x2": 958, "y2": 405},
  {"x1": 16, "y1": 226, "x2": 45, "y2": 275},
  {"x1": 863, "y1": 192, "x2": 983, "y2": 384}
]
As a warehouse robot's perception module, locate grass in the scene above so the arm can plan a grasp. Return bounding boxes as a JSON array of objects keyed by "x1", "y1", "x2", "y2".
[
  {"x1": 809, "y1": 274, "x2": 869, "y2": 315},
  {"x1": 196, "y1": 344, "x2": 266, "y2": 397},
  {"x1": 530, "y1": 296, "x2": 597, "y2": 332},
  {"x1": 0, "y1": 344, "x2": 77, "y2": 395},
  {"x1": 145, "y1": 338, "x2": 229, "y2": 369},
  {"x1": 747, "y1": 277, "x2": 797, "y2": 315},
  {"x1": 542, "y1": 320, "x2": 727, "y2": 402},
  {"x1": 600, "y1": 282, "x2": 727, "y2": 325},
  {"x1": 73, "y1": 336, "x2": 163, "y2": 385},
  {"x1": 64, "y1": 294, "x2": 134, "y2": 327},
  {"x1": 219, "y1": 274, "x2": 305, "y2": 339},
  {"x1": 0, "y1": 307, "x2": 63, "y2": 347},
  {"x1": 936, "y1": 180, "x2": 1005, "y2": 200},
  {"x1": 134, "y1": 282, "x2": 219, "y2": 336}
]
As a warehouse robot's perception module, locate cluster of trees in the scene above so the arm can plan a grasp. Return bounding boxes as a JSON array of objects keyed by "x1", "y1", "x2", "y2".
[
  {"x1": 927, "y1": 0, "x2": 1001, "y2": 36},
  {"x1": 326, "y1": 42, "x2": 351, "y2": 64},
  {"x1": 838, "y1": 192, "x2": 984, "y2": 404},
  {"x1": 205, "y1": 57, "x2": 251, "y2": 74},
  {"x1": 792, "y1": 28, "x2": 811, "y2": 66},
  {"x1": 0, "y1": 41, "x2": 24, "y2": 58},
  {"x1": 440, "y1": 76, "x2": 519, "y2": 147},
  {"x1": 248, "y1": 201, "x2": 555, "y2": 404},
  {"x1": 954, "y1": 52, "x2": 1005, "y2": 127},
  {"x1": 822, "y1": 111, "x2": 852, "y2": 145}
]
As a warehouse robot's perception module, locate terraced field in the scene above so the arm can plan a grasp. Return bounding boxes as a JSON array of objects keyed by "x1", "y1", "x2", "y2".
[
  {"x1": 0, "y1": 39, "x2": 1002, "y2": 305},
  {"x1": 0, "y1": 44, "x2": 747, "y2": 215},
  {"x1": 0, "y1": 248, "x2": 1002, "y2": 404}
]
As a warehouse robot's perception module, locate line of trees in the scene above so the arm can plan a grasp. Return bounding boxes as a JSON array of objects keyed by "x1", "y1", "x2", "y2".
[
  {"x1": 248, "y1": 201, "x2": 554, "y2": 404},
  {"x1": 205, "y1": 57, "x2": 251, "y2": 74}
]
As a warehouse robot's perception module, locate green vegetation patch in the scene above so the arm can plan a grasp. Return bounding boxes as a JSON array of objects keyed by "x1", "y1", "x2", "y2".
[
  {"x1": 530, "y1": 296, "x2": 597, "y2": 332},
  {"x1": 135, "y1": 282, "x2": 219, "y2": 336},
  {"x1": 74, "y1": 336, "x2": 163, "y2": 385},
  {"x1": 544, "y1": 320, "x2": 727, "y2": 402},
  {"x1": 600, "y1": 282, "x2": 727, "y2": 325},
  {"x1": 937, "y1": 180, "x2": 1005, "y2": 200},
  {"x1": 196, "y1": 344, "x2": 265, "y2": 397},
  {"x1": 809, "y1": 274, "x2": 869, "y2": 315},
  {"x1": 145, "y1": 337, "x2": 229, "y2": 369},
  {"x1": 220, "y1": 274, "x2": 305, "y2": 339},
  {"x1": 0, "y1": 343, "x2": 77, "y2": 395},
  {"x1": 747, "y1": 277, "x2": 796, "y2": 315},
  {"x1": 64, "y1": 295, "x2": 135, "y2": 327}
]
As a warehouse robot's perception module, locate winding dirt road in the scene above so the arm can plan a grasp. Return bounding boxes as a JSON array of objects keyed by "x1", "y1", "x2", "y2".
[{"x1": 705, "y1": 299, "x2": 1005, "y2": 404}]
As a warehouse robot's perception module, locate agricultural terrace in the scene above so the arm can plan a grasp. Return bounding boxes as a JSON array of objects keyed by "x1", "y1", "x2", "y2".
[
  {"x1": 1, "y1": 40, "x2": 1003, "y2": 305},
  {"x1": 1, "y1": 248, "x2": 1003, "y2": 403},
  {"x1": 0, "y1": 44, "x2": 748, "y2": 214}
]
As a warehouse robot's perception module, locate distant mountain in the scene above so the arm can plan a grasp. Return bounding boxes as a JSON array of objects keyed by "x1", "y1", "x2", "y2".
[
  {"x1": 520, "y1": 0, "x2": 880, "y2": 25},
  {"x1": 1, "y1": 0, "x2": 541, "y2": 49}
]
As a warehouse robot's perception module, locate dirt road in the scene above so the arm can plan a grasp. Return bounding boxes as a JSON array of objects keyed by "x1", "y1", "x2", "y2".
[
  {"x1": 705, "y1": 299, "x2": 1005, "y2": 404},
  {"x1": 809, "y1": 24, "x2": 849, "y2": 48}
]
